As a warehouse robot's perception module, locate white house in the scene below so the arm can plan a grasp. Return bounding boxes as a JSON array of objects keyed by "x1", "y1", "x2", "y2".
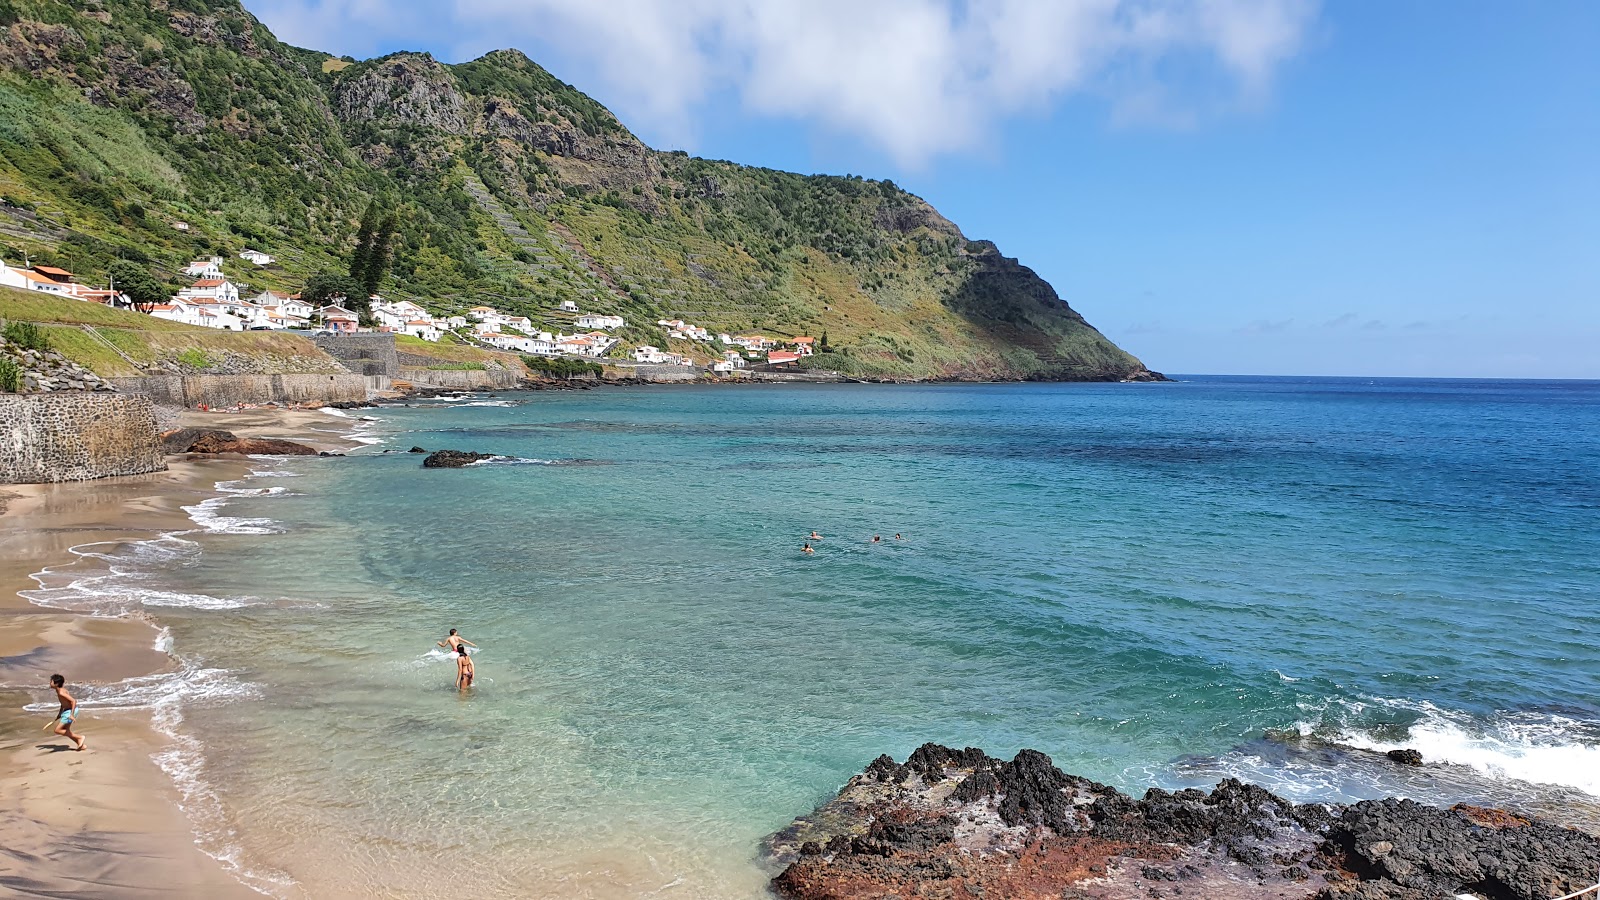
[
  {"x1": 657, "y1": 319, "x2": 709, "y2": 341},
  {"x1": 467, "y1": 305, "x2": 498, "y2": 321},
  {"x1": 252, "y1": 290, "x2": 312, "y2": 321},
  {"x1": 559, "y1": 299, "x2": 579, "y2": 313},
  {"x1": 445, "y1": 316, "x2": 468, "y2": 329},
  {"x1": 472, "y1": 320, "x2": 501, "y2": 336},
  {"x1": 178, "y1": 278, "x2": 241, "y2": 306},
  {"x1": 402, "y1": 319, "x2": 443, "y2": 342},
  {"x1": 239, "y1": 249, "x2": 274, "y2": 266},
  {"x1": 150, "y1": 300, "x2": 244, "y2": 330},
  {"x1": 633, "y1": 345, "x2": 668, "y2": 363},
  {"x1": 576, "y1": 314, "x2": 625, "y2": 330},
  {"x1": 183, "y1": 257, "x2": 223, "y2": 278},
  {"x1": 501, "y1": 315, "x2": 535, "y2": 334},
  {"x1": 711, "y1": 359, "x2": 738, "y2": 373},
  {"x1": 0, "y1": 263, "x2": 83, "y2": 297},
  {"x1": 172, "y1": 221, "x2": 190, "y2": 232}
]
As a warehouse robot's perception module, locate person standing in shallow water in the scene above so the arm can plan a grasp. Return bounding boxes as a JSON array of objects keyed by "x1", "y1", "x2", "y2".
[
  {"x1": 456, "y1": 645, "x2": 475, "y2": 691},
  {"x1": 438, "y1": 628, "x2": 477, "y2": 653},
  {"x1": 48, "y1": 674, "x2": 86, "y2": 751}
]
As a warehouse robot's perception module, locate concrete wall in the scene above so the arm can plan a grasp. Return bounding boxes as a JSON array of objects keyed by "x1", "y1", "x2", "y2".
[
  {"x1": 0, "y1": 393, "x2": 166, "y2": 483},
  {"x1": 311, "y1": 333, "x2": 399, "y2": 378},
  {"x1": 399, "y1": 366, "x2": 525, "y2": 390},
  {"x1": 111, "y1": 374, "x2": 368, "y2": 408}
]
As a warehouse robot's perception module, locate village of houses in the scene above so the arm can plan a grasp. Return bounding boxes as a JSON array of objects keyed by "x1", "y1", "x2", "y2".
[{"x1": 0, "y1": 251, "x2": 819, "y2": 374}]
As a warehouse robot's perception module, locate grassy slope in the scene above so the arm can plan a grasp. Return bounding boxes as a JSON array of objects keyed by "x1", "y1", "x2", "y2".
[
  {"x1": 0, "y1": 0, "x2": 1153, "y2": 381},
  {"x1": 0, "y1": 288, "x2": 342, "y2": 376}
]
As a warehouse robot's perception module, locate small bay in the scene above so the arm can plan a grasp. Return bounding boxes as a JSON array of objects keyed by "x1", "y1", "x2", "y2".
[{"x1": 145, "y1": 378, "x2": 1600, "y2": 897}]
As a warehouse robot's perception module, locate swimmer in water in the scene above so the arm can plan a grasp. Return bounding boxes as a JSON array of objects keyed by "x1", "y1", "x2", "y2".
[
  {"x1": 809, "y1": 531, "x2": 823, "y2": 540},
  {"x1": 871, "y1": 535, "x2": 881, "y2": 543},
  {"x1": 894, "y1": 533, "x2": 903, "y2": 541},
  {"x1": 802, "y1": 543, "x2": 815, "y2": 554},
  {"x1": 456, "y1": 644, "x2": 475, "y2": 690},
  {"x1": 438, "y1": 628, "x2": 478, "y2": 653}
]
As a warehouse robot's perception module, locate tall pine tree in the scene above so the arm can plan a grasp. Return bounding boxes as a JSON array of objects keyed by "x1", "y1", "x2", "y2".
[
  {"x1": 359, "y1": 213, "x2": 398, "y2": 299},
  {"x1": 347, "y1": 201, "x2": 380, "y2": 283}
]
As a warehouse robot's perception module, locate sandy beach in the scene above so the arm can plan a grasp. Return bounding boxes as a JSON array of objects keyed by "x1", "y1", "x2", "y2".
[{"x1": 0, "y1": 408, "x2": 357, "y2": 897}]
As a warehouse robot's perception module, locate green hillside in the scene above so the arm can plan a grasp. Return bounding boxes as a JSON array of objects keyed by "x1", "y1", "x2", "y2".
[{"x1": 0, "y1": 0, "x2": 1162, "y2": 381}]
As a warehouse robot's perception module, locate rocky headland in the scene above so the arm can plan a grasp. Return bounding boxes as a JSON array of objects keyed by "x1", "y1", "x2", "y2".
[{"x1": 765, "y1": 744, "x2": 1599, "y2": 900}]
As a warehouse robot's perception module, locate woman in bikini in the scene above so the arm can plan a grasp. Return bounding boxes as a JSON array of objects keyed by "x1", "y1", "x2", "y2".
[{"x1": 456, "y1": 644, "x2": 475, "y2": 691}]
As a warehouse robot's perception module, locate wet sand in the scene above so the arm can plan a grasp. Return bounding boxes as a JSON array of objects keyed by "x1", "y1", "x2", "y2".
[{"x1": 0, "y1": 407, "x2": 356, "y2": 897}]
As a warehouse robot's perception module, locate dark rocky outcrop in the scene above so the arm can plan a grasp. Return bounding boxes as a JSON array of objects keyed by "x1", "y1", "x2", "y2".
[
  {"x1": 1386, "y1": 748, "x2": 1425, "y2": 766},
  {"x1": 161, "y1": 428, "x2": 319, "y2": 456},
  {"x1": 421, "y1": 449, "x2": 495, "y2": 468},
  {"x1": 767, "y1": 744, "x2": 1600, "y2": 900}
]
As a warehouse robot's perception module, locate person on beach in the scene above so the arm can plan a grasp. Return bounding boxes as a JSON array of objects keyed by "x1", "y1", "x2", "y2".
[
  {"x1": 48, "y1": 674, "x2": 86, "y2": 751},
  {"x1": 438, "y1": 628, "x2": 477, "y2": 653},
  {"x1": 456, "y1": 645, "x2": 475, "y2": 691},
  {"x1": 802, "y1": 543, "x2": 815, "y2": 554}
]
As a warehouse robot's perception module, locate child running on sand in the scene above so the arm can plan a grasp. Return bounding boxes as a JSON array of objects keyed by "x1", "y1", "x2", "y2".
[
  {"x1": 456, "y1": 645, "x2": 475, "y2": 691},
  {"x1": 47, "y1": 674, "x2": 86, "y2": 751}
]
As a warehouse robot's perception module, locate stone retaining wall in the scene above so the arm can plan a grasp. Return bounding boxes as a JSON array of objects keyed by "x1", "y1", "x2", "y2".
[
  {"x1": 399, "y1": 366, "x2": 525, "y2": 390},
  {"x1": 618, "y1": 364, "x2": 704, "y2": 382},
  {"x1": 311, "y1": 333, "x2": 399, "y2": 378},
  {"x1": 111, "y1": 374, "x2": 368, "y2": 408},
  {"x1": 0, "y1": 393, "x2": 166, "y2": 483}
]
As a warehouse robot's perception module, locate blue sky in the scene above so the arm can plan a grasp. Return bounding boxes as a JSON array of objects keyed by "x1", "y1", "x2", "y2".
[{"x1": 252, "y1": 1, "x2": 1598, "y2": 377}]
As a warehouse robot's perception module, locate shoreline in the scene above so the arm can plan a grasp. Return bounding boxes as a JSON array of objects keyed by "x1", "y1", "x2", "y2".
[{"x1": 0, "y1": 407, "x2": 360, "y2": 898}]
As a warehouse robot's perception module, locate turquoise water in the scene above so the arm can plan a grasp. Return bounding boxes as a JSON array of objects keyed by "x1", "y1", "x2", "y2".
[{"x1": 39, "y1": 378, "x2": 1600, "y2": 896}]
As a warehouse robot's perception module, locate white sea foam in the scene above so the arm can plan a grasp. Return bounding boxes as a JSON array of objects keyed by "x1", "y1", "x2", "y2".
[
  {"x1": 1309, "y1": 698, "x2": 1600, "y2": 798},
  {"x1": 17, "y1": 462, "x2": 302, "y2": 895},
  {"x1": 183, "y1": 496, "x2": 284, "y2": 535},
  {"x1": 320, "y1": 407, "x2": 353, "y2": 418},
  {"x1": 467, "y1": 455, "x2": 557, "y2": 466}
]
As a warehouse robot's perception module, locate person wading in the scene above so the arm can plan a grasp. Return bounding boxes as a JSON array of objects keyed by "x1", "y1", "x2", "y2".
[{"x1": 456, "y1": 645, "x2": 475, "y2": 691}]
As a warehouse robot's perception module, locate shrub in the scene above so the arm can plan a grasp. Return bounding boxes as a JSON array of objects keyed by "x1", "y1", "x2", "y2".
[
  {"x1": 3, "y1": 321, "x2": 49, "y2": 351},
  {"x1": 521, "y1": 355, "x2": 601, "y2": 379},
  {"x1": 0, "y1": 357, "x2": 20, "y2": 392},
  {"x1": 175, "y1": 348, "x2": 210, "y2": 370}
]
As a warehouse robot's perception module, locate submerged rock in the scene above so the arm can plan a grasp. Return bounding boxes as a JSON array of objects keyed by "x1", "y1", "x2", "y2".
[
  {"x1": 765, "y1": 744, "x2": 1600, "y2": 900},
  {"x1": 421, "y1": 449, "x2": 494, "y2": 468}
]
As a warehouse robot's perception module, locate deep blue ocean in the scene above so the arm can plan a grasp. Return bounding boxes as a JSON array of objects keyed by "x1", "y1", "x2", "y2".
[{"x1": 44, "y1": 377, "x2": 1600, "y2": 897}]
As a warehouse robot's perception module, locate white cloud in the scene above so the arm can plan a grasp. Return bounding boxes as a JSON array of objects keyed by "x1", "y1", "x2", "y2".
[{"x1": 252, "y1": 0, "x2": 1319, "y2": 165}]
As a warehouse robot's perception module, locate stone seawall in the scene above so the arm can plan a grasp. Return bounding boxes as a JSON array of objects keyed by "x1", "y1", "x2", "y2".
[
  {"x1": 0, "y1": 393, "x2": 166, "y2": 483},
  {"x1": 399, "y1": 366, "x2": 525, "y2": 390},
  {"x1": 312, "y1": 333, "x2": 399, "y2": 378},
  {"x1": 111, "y1": 374, "x2": 369, "y2": 408},
  {"x1": 615, "y1": 364, "x2": 704, "y2": 383}
]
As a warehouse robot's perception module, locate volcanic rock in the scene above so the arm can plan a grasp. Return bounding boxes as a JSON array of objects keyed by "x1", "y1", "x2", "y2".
[
  {"x1": 421, "y1": 449, "x2": 495, "y2": 468},
  {"x1": 1385, "y1": 748, "x2": 1424, "y2": 766},
  {"x1": 162, "y1": 428, "x2": 319, "y2": 456},
  {"x1": 766, "y1": 744, "x2": 1600, "y2": 900}
]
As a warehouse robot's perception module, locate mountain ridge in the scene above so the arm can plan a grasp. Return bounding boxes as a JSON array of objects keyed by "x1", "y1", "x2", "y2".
[{"x1": 0, "y1": 0, "x2": 1162, "y2": 381}]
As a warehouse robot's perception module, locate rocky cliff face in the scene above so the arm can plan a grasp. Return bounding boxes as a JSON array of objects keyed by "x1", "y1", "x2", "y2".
[
  {"x1": 0, "y1": 0, "x2": 1160, "y2": 382},
  {"x1": 767, "y1": 744, "x2": 1600, "y2": 900}
]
